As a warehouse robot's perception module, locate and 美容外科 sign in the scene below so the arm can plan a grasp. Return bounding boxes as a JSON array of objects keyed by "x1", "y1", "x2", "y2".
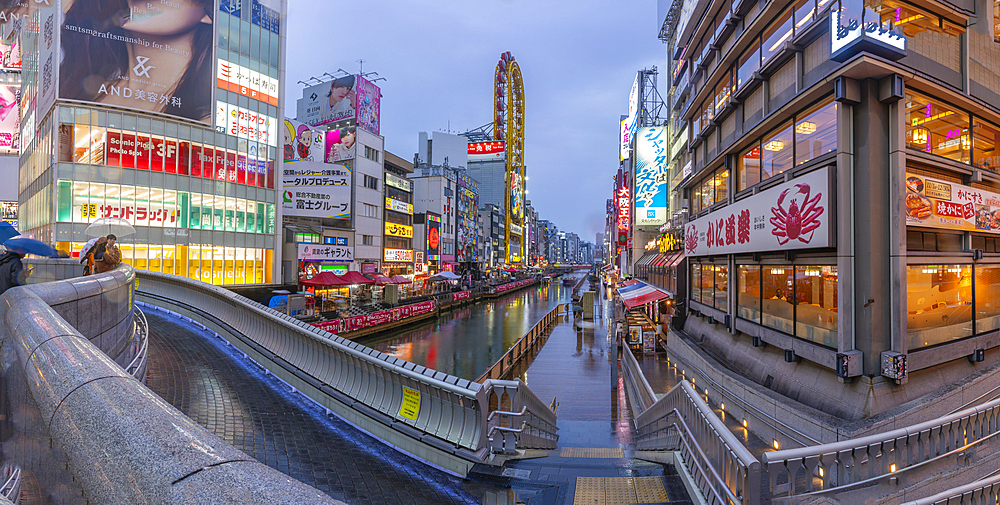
[
  {"x1": 685, "y1": 167, "x2": 836, "y2": 256},
  {"x1": 904, "y1": 172, "x2": 1000, "y2": 234}
]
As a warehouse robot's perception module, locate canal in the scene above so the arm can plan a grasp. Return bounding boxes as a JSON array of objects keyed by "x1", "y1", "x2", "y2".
[{"x1": 355, "y1": 270, "x2": 587, "y2": 381}]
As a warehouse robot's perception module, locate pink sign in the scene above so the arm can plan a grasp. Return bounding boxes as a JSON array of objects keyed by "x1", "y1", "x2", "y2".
[
  {"x1": 452, "y1": 290, "x2": 472, "y2": 302},
  {"x1": 312, "y1": 300, "x2": 436, "y2": 333},
  {"x1": 493, "y1": 278, "x2": 535, "y2": 294}
]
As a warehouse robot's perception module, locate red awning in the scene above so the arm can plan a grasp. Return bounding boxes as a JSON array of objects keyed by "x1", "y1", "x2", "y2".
[
  {"x1": 299, "y1": 272, "x2": 351, "y2": 287},
  {"x1": 617, "y1": 281, "x2": 670, "y2": 310},
  {"x1": 339, "y1": 271, "x2": 375, "y2": 285}
]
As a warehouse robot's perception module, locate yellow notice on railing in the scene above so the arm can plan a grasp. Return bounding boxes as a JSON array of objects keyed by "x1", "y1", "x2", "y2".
[{"x1": 400, "y1": 387, "x2": 421, "y2": 421}]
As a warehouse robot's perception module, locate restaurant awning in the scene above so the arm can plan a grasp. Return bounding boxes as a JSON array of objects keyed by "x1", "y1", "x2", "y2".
[
  {"x1": 617, "y1": 280, "x2": 670, "y2": 310},
  {"x1": 299, "y1": 272, "x2": 351, "y2": 287},
  {"x1": 636, "y1": 252, "x2": 658, "y2": 267},
  {"x1": 668, "y1": 251, "x2": 685, "y2": 267}
]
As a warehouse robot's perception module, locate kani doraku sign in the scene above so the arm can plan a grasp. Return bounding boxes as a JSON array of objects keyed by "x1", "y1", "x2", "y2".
[{"x1": 830, "y1": 0, "x2": 906, "y2": 61}]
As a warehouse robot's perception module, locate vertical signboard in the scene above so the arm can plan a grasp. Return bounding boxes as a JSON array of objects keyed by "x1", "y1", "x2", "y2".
[
  {"x1": 426, "y1": 213, "x2": 441, "y2": 262},
  {"x1": 355, "y1": 75, "x2": 380, "y2": 135},
  {"x1": 635, "y1": 127, "x2": 668, "y2": 227},
  {"x1": 60, "y1": 0, "x2": 215, "y2": 123},
  {"x1": 456, "y1": 172, "x2": 478, "y2": 263}
]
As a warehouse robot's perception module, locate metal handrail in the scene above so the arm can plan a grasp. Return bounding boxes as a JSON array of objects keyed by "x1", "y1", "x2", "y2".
[
  {"x1": 619, "y1": 341, "x2": 656, "y2": 411},
  {"x1": 0, "y1": 464, "x2": 19, "y2": 503},
  {"x1": 476, "y1": 304, "x2": 561, "y2": 383},
  {"x1": 762, "y1": 395, "x2": 1000, "y2": 498},
  {"x1": 125, "y1": 305, "x2": 149, "y2": 381},
  {"x1": 671, "y1": 409, "x2": 743, "y2": 505},
  {"x1": 900, "y1": 472, "x2": 1000, "y2": 505},
  {"x1": 663, "y1": 339, "x2": 818, "y2": 447}
]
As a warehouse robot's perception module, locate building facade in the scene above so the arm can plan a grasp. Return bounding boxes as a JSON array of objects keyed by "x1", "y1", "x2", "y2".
[
  {"x1": 22, "y1": 0, "x2": 285, "y2": 285},
  {"x1": 659, "y1": 0, "x2": 1000, "y2": 423},
  {"x1": 383, "y1": 152, "x2": 414, "y2": 276}
]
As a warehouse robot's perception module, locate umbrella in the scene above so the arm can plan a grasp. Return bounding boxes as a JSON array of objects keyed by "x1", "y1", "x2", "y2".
[
  {"x1": 4, "y1": 237, "x2": 60, "y2": 258},
  {"x1": 430, "y1": 270, "x2": 461, "y2": 281},
  {"x1": 339, "y1": 271, "x2": 375, "y2": 285},
  {"x1": 85, "y1": 218, "x2": 136, "y2": 238},
  {"x1": 390, "y1": 275, "x2": 412, "y2": 284},
  {"x1": 0, "y1": 222, "x2": 18, "y2": 242},
  {"x1": 79, "y1": 237, "x2": 101, "y2": 258}
]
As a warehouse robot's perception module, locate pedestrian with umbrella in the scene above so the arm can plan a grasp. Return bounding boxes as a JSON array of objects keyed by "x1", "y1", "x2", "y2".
[
  {"x1": 0, "y1": 237, "x2": 60, "y2": 294},
  {"x1": 95, "y1": 234, "x2": 121, "y2": 274},
  {"x1": 80, "y1": 236, "x2": 107, "y2": 275}
]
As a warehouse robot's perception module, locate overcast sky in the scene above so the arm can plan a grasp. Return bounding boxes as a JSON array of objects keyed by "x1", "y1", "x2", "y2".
[{"x1": 285, "y1": 0, "x2": 665, "y2": 243}]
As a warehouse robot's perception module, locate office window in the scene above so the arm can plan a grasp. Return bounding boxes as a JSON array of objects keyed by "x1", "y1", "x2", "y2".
[
  {"x1": 737, "y1": 40, "x2": 761, "y2": 89},
  {"x1": 295, "y1": 233, "x2": 320, "y2": 243},
  {"x1": 362, "y1": 203, "x2": 378, "y2": 218},
  {"x1": 761, "y1": 9, "x2": 793, "y2": 63},
  {"x1": 762, "y1": 122, "x2": 794, "y2": 180},
  {"x1": 363, "y1": 174, "x2": 379, "y2": 190},
  {"x1": 795, "y1": 99, "x2": 838, "y2": 165},
  {"x1": 738, "y1": 144, "x2": 762, "y2": 191},
  {"x1": 362, "y1": 234, "x2": 374, "y2": 246},
  {"x1": 364, "y1": 146, "x2": 380, "y2": 162}
]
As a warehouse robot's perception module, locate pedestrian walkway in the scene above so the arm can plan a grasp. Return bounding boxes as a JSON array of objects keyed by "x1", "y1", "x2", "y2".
[
  {"x1": 144, "y1": 310, "x2": 504, "y2": 504},
  {"x1": 473, "y1": 280, "x2": 694, "y2": 504}
]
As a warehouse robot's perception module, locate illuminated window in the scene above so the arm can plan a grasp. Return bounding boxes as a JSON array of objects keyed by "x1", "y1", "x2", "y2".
[
  {"x1": 762, "y1": 122, "x2": 794, "y2": 180},
  {"x1": 738, "y1": 144, "x2": 762, "y2": 191},
  {"x1": 794, "y1": 266, "x2": 838, "y2": 346},
  {"x1": 795, "y1": 99, "x2": 838, "y2": 165},
  {"x1": 972, "y1": 118, "x2": 1000, "y2": 173},
  {"x1": 905, "y1": 91, "x2": 971, "y2": 164},
  {"x1": 737, "y1": 265, "x2": 761, "y2": 323},
  {"x1": 714, "y1": 170, "x2": 729, "y2": 204},
  {"x1": 762, "y1": 267, "x2": 794, "y2": 334},
  {"x1": 868, "y1": 0, "x2": 965, "y2": 37},
  {"x1": 714, "y1": 265, "x2": 728, "y2": 310},
  {"x1": 907, "y1": 265, "x2": 973, "y2": 349},
  {"x1": 761, "y1": 10, "x2": 793, "y2": 63}
]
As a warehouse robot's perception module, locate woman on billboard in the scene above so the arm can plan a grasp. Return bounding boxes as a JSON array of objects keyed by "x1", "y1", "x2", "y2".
[{"x1": 60, "y1": 0, "x2": 215, "y2": 123}]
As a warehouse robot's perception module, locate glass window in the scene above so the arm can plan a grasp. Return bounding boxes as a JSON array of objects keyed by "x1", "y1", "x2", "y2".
[
  {"x1": 762, "y1": 123, "x2": 793, "y2": 180},
  {"x1": 762, "y1": 10, "x2": 793, "y2": 63},
  {"x1": 737, "y1": 40, "x2": 761, "y2": 89},
  {"x1": 976, "y1": 265, "x2": 1000, "y2": 334},
  {"x1": 737, "y1": 265, "x2": 761, "y2": 323},
  {"x1": 702, "y1": 264, "x2": 715, "y2": 305},
  {"x1": 905, "y1": 91, "x2": 971, "y2": 164},
  {"x1": 996, "y1": 0, "x2": 1000, "y2": 42},
  {"x1": 714, "y1": 265, "x2": 728, "y2": 310},
  {"x1": 692, "y1": 183, "x2": 702, "y2": 213},
  {"x1": 701, "y1": 177, "x2": 714, "y2": 210},
  {"x1": 972, "y1": 118, "x2": 1000, "y2": 172},
  {"x1": 714, "y1": 69, "x2": 733, "y2": 113},
  {"x1": 738, "y1": 144, "x2": 761, "y2": 191},
  {"x1": 714, "y1": 169, "x2": 729, "y2": 204},
  {"x1": 795, "y1": 100, "x2": 838, "y2": 165},
  {"x1": 762, "y1": 267, "x2": 794, "y2": 334},
  {"x1": 794, "y1": 266, "x2": 838, "y2": 347},
  {"x1": 794, "y1": 0, "x2": 816, "y2": 33},
  {"x1": 907, "y1": 265, "x2": 973, "y2": 350}
]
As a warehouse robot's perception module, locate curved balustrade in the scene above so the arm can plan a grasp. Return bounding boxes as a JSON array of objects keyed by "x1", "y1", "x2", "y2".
[
  {"x1": 1, "y1": 266, "x2": 340, "y2": 503},
  {"x1": 126, "y1": 306, "x2": 150, "y2": 381},
  {"x1": 629, "y1": 339, "x2": 761, "y2": 505},
  {"x1": 134, "y1": 270, "x2": 560, "y2": 473},
  {"x1": 901, "y1": 473, "x2": 1000, "y2": 505}
]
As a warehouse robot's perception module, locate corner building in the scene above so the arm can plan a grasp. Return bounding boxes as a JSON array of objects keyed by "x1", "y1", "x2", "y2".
[
  {"x1": 665, "y1": 0, "x2": 1000, "y2": 428},
  {"x1": 19, "y1": 0, "x2": 285, "y2": 285}
]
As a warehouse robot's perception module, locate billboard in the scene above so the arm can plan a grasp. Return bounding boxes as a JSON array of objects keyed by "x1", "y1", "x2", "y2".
[
  {"x1": 281, "y1": 161, "x2": 352, "y2": 219},
  {"x1": 685, "y1": 167, "x2": 835, "y2": 256},
  {"x1": 297, "y1": 75, "x2": 357, "y2": 127},
  {"x1": 508, "y1": 171, "x2": 524, "y2": 232},
  {"x1": 384, "y1": 248, "x2": 413, "y2": 263},
  {"x1": 355, "y1": 75, "x2": 381, "y2": 135},
  {"x1": 385, "y1": 197, "x2": 412, "y2": 214},
  {"x1": 468, "y1": 141, "x2": 505, "y2": 162},
  {"x1": 904, "y1": 172, "x2": 1000, "y2": 235},
  {"x1": 299, "y1": 243, "x2": 353, "y2": 262},
  {"x1": 620, "y1": 118, "x2": 629, "y2": 160},
  {"x1": 325, "y1": 126, "x2": 356, "y2": 162},
  {"x1": 385, "y1": 222, "x2": 413, "y2": 238},
  {"x1": 0, "y1": 21, "x2": 20, "y2": 70},
  {"x1": 59, "y1": 0, "x2": 215, "y2": 124},
  {"x1": 217, "y1": 59, "x2": 279, "y2": 106},
  {"x1": 386, "y1": 172, "x2": 412, "y2": 192},
  {"x1": 456, "y1": 173, "x2": 478, "y2": 263},
  {"x1": 623, "y1": 74, "x2": 640, "y2": 148},
  {"x1": 216, "y1": 101, "x2": 278, "y2": 147},
  {"x1": 634, "y1": 127, "x2": 668, "y2": 227},
  {"x1": 426, "y1": 213, "x2": 441, "y2": 261},
  {"x1": 283, "y1": 118, "x2": 325, "y2": 162},
  {"x1": 0, "y1": 85, "x2": 18, "y2": 154}
]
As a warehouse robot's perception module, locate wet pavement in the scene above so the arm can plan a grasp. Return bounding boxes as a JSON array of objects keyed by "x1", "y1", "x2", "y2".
[
  {"x1": 476, "y1": 280, "x2": 694, "y2": 504},
  {"x1": 145, "y1": 309, "x2": 494, "y2": 505}
]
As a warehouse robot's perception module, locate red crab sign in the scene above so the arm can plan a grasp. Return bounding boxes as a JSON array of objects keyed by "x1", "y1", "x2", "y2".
[{"x1": 684, "y1": 167, "x2": 833, "y2": 256}]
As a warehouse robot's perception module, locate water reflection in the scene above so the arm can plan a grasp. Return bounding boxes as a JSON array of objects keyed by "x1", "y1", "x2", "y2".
[{"x1": 356, "y1": 275, "x2": 581, "y2": 381}]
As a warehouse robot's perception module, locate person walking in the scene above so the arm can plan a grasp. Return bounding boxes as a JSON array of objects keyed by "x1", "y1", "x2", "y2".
[
  {"x1": 80, "y1": 237, "x2": 107, "y2": 276},
  {"x1": 95, "y1": 234, "x2": 121, "y2": 274},
  {"x1": 0, "y1": 247, "x2": 26, "y2": 294}
]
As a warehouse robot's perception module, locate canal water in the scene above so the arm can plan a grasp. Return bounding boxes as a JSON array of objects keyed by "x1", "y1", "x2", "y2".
[{"x1": 355, "y1": 271, "x2": 586, "y2": 381}]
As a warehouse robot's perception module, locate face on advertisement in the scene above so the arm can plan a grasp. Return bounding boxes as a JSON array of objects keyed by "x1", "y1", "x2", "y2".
[
  {"x1": 60, "y1": 0, "x2": 215, "y2": 123},
  {"x1": 327, "y1": 75, "x2": 356, "y2": 111}
]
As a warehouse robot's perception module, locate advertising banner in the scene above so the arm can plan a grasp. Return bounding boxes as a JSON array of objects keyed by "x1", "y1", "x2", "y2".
[
  {"x1": 282, "y1": 118, "x2": 325, "y2": 162},
  {"x1": 685, "y1": 167, "x2": 835, "y2": 257},
  {"x1": 298, "y1": 243, "x2": 354, "y2": 262},
  {"x1": 250, "y1": 0, "x2": 281, "y2": 34},
  {"x1": 508, "y1": 171, "x2": 524, "y2": 230},
  {"x1": 0, "y1": 21, "x2": 20, "y2": 70},
  {"x1": 904, "y1": 172, "x2": 1000, "y2": 234},
  {"x1": 386, "y1": 172, "x2": 412, "y2": 192},
  {"x1": 385, "y1": 222, "x2": 413, "y2": 238},
  {"x1": 620, "y1": 118, "x2": 629, "y2": 161},
  {"x1": 355, "y1": 75, "x2": 380, "y2": 135},
  {"x1": 281, "y1": 161, "x2": 352, "y2": 219},
  {"x1": 635, "y1": 127, "x2": 669, "y2": 227},
  {"x1": 456, "y1": 178, "x2": 478, "y2": 263},
  {"x1": 297, "y1": 75, "x2": 357, "y2": 127},
  {"x1": 312, "y1": 300, "x2": 436, "y2": 334},
  {"x1": 217, "y1": 60, "x2": 278, "y2": 106},
  {"x1": 468, "y1": 141, "x2": 505, "y2": 162},
  {"x1": 60, "y1": 0, "x2": 214, "y2": 123},
  {"x1": 493, "y1": 278, "x2": 535, "y2": 294},
  {"x1": 0, "y1": 202, "x2": 16, "y2": 221},
  {"x1": 77, "y1": 200, "x2": 179, "y2": 228},
  {"x1": 325, "y1": 126, "x2": 356, "y2": 162},
  {"x1": 385, "y1": 197, "x2": 412, "y2": 214},
  {"x1": 452, "y1": 290, "x2": 471, "y2": 302},
  {"x1": 426, "y1": 213, "x2": 441, "y2": 261},
  {"x1": 0, "y1": 85, "x2": 18, "y2": 153},
  {"x1": 384, "y1": 248, "x2": 413, "y2": 263},
  {"x1": 216, "y1": 101, "x2": 277, "y2": 147},
  {"x1": 624, "y1": 75, "x2": 640, "y2": 147}
]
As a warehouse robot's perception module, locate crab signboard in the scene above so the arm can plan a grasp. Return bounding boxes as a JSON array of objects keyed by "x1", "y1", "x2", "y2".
[
  {"x1": 904, "y1": 173, "x2": 1000, "y2": 233},
  {"x1": 685, "y1": 167, "x2": 835, "y2": 256}
]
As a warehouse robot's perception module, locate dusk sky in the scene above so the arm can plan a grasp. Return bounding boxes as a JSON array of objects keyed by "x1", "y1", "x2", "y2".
[{"x1": 285, "y1": 0, "x2": 665, "y2": 243}]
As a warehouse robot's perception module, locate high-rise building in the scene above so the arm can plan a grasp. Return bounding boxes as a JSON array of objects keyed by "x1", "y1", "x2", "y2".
[{"x1": 22, "y1": 0, "x2": 286, "y2": 284}]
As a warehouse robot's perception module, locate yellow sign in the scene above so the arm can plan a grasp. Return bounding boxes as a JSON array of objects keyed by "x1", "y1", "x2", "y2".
[
  {"x1": 399, "y1": 387, "x2": 421, "y2": 421},
  {"x1": 385, "y1": 222, "x2": 413, "y2": 238}
]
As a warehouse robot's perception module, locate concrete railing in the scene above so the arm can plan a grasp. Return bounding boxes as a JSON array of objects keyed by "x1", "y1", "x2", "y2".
[
  {"x1": 476, "y1": 304, "x2": 565, "y2": 383},
  {"x1": 901, "y1": 473, "x2": 1000, "y2": 505},
  {"x1": 134, "y1": 270, "x2": 559, "y2": 475},
  {"x1": 628, "y1": 340, "x2": 761, "y2": 505},
  {"x1": 1, "y1": 265, "x2": 338, "y2": 503}
]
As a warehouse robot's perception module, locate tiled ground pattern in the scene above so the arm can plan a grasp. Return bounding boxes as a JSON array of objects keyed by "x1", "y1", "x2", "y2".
[{"x1": 144, "y1": 310, "x2": 486, "y2": 505}]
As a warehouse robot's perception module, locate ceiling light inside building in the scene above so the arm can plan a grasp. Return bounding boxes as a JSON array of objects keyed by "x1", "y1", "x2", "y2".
[{"x1": 764, "y1": 140, "x2": 784, "y2": 151}]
